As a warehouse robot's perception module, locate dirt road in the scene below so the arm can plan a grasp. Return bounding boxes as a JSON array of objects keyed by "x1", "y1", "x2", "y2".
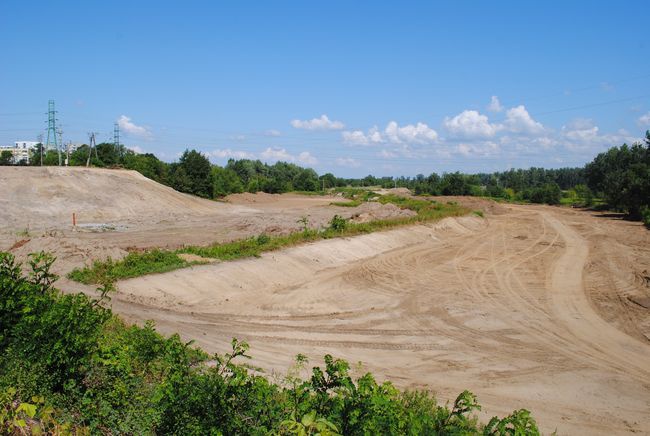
[{"x1": 115, "y1": 205, "x2": 650, "y2": 435}]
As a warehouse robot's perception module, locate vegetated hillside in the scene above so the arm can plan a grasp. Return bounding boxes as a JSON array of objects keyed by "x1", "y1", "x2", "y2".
[{"x1": 0, "y1": 166, "x2": 227, "y2": 229}]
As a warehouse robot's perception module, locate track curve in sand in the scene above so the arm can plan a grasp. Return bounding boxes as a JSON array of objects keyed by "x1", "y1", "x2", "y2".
[{"x1": 115, "y1": 206, "x2": 650, "y2": 435}]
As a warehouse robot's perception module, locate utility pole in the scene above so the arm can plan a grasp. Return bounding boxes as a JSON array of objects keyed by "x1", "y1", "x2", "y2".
[
  {"x1": 113, "y1": 122, "x2": 121, "y2": 158},
  {"x1": 37, "y1": 133, "x2": 44, "y2": 166},
  {"x1": 45, "y1": 100, "x2": 59, "y2": 158},
  {"x1": 86, "y1": 132, "x2": 98, "y2": 167},
  {"x1": 56, "y1": 128, "x2": 63, "y2": 166}
]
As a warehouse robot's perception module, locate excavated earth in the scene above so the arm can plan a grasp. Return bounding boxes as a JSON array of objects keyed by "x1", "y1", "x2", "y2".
[{"x1": 2, "y1": 166, "x2": 650, "y2": 435}]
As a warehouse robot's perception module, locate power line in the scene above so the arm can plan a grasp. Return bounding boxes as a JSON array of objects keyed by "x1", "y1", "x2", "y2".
[{"x1": 532, "y1": 93, "x2": 650, "y2": 117}]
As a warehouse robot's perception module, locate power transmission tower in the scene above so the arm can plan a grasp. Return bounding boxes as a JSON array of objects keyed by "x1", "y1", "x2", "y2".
[
  {"x1": 86, "y1": 132, "x2": 98, "y2": 167},
  {"x1": 45, "y1": 100, "x2": 59, "y2": 156},
  {"x1": 113, "y1": 122, "x2": 121, "y2": 158}
]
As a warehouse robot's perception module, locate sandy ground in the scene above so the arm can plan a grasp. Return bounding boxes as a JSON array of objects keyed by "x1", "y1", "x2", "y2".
[
  {"x1": 0, "y1": 167, "x2": 408, "y2": 274},
  {"x1": 113, "y1": 206, "x2": 650, "y2": 435},
  {"x1": 2, "y1": 167, "x2": 650, "y2": 434}
]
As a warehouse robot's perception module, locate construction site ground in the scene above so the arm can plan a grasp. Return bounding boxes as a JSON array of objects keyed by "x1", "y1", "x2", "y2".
[{"x1": 2, "y1": 166, "x2": 650, "y2": 435}]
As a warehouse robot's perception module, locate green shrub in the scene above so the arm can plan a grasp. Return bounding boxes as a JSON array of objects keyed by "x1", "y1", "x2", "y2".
[
  {"x1": 68, "y1": 250, "x2": 192, "y2": 284},
  {"x1": 328, "y1": 215, "x2": 347, "y2": 232},
  {"x1": 256, "y1": 233, "x2": 271, "y2": 245},
  {"x1": 522, "y1": 183, "x2": 561, "y2": 205}
]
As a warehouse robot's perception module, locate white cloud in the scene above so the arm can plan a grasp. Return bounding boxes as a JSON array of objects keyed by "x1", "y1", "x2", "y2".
[
  {"x1": 130, "y1": 145, "x2": 144, "y2": 154},
  {"x1": 229, "y1": 134, "x2": 246, "y2": 141},
  {"x1": 342, "y1": 121, "x2": 438, "y2": 146},
  {"x1": 259, "y1": 147, "x2": 318, "y2": 165},
  {"x1": 260, "y1": 147, "x2": 294, "y2": 161},
  {"x1": 210, "y1": 148, "x2": 255, "y2": 159},
  {"x1": 444, "y1": 110, "x2": 501, "y2": 138},
  {"x1": 342, "y1": 130, "x2": 376, "y2": 146},
  {"x1": 638, "y1": 112, "x2": 650, "y2": 126},
  {"x1": 456, "y1": 141, "x2": 500, "y2": 157},
  {"x1": 290, "y1": 114, "x2": 345, "y2": 130},
  {"x1": 297, "y1": 151, "x2": 318, "y2": 165},
  {"x1": 378, "y1": 149, "x2": 398, "y2": 158},
  {"x1": 562, "y1": 118, "x2": 599, "y2": 143},
  {"x1": 264, "y1": 129, "x2": 282, "y2": 137},
  {"x1": 384, "y1": 121, "x2": 439, "y2": 144},
  {"x1": 117, "y1": 115, "x2": 153, "y2": 140},
  {"x1": 558, "y1": 120, "x2": 641, "y2": 153},
  {"x1": 488, "y1": 96, "x2": 503, "y2": 112},
  {"x1": 531, "y1": 136, "x2": 558, "y2": 150},
  {"x1": 503, "y1": 105, "x2": 544, "y2": 134},
  {"x1": 336, "y1": 157, "x2": 361, "y2": 168}
]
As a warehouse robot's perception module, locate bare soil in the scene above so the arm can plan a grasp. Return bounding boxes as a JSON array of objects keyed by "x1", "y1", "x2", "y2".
[
  {"x1": 0, "y1": 167, "x2": 407, "y2": 274},
  {"x1": 2, "y1": 167, "x2": 650, "y2": 434}
]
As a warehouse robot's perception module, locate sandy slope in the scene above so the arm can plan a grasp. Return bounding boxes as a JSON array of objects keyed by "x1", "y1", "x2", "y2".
[
  {"x1": 0, "y1": 166, "x2": 230, "y2": 229},
  {"x1": 115, "y1": 206, "x2": 650, "y2": 435},
  {"x1": 0, "y1": 167, "x2": 408, "y2": 274}
]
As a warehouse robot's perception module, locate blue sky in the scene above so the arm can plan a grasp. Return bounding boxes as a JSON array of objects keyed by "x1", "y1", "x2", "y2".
[{"x1": 1, "y1": 1, "x2": 649, "y2": 177}]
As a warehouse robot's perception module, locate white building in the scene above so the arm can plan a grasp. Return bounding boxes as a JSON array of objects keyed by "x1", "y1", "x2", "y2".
[
  {"x1": 0, "y1": 141, "x2": 38, "y2": 164},
  {"x1": 14, "y1": 141, "x2": 39, "y2": 149}
]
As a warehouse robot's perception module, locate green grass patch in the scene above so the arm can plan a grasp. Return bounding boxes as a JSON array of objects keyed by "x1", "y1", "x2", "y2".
[
  {"x1": 68, "y1": 249, "x2": 197, "y2": 284},
  {"x1": 331, "y1": 187, "x2": 376, "y2": 200},
  {"x1": 68, "y1": 196, "x2": 469, "y2": 285},
  {"x1": 330, "y1": 200, "x2": 361, "y2": 207}
]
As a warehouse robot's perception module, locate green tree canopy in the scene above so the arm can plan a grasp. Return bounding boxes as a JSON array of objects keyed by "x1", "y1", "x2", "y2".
[
  {"x1": 212, "y1": 166, "x2": 244, "y2": 198},
  {"x1": 585, "y1": 132, "x2": 650, "y2": 216},
  {"x1": 0, "y1": 150, "x2": 12, "y2": 165},
  {"x1": 171, "y1": 149, "x2": 213, "y2": 198}
]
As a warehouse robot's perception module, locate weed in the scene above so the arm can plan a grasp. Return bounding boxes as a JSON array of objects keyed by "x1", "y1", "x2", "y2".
[
  {"x1": 330, "y1": 200, "x2": 361, "y2": 207},
  {"x1": 68, "y1": 250, "x2": 192, "y2": 284},
  {"x1": 257, "y1": 233, "x2": 271, "y2": 245},
  {"x1": 328, "y1": 215, "x2": 347, "y2": 232},
  {"x1": 297, "y1": 215, "x2": 310, "y2": 231}
]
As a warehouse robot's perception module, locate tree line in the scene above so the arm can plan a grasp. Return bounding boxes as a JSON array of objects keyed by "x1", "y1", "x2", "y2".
[{"x1": 3, "y1": 131, "x2": 648, "y2": 221}]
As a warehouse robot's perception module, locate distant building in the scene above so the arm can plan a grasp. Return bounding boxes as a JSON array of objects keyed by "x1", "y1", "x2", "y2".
[
  {"x1": 0, "y1": 141, "x2": 38, "y2": 164},
  {"x1": 14, "y1": 141, "x2": 39, "y2": 149}
]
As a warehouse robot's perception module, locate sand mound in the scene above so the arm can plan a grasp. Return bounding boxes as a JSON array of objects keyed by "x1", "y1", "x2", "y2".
[
  {"x1": 225, "y1": 192, "x2": 281, "y2": 204},
  {"x1": 0, "y1": 167, "x2": 227, "y2": 230},
  {"x1": 350, "y1": 202, "x2": 416, "y2": 223}
]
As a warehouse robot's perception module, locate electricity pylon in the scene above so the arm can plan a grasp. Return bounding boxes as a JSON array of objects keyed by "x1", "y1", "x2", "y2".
[{"x1": 45, "y1": 100, "x2": 59, "y2": 159}]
